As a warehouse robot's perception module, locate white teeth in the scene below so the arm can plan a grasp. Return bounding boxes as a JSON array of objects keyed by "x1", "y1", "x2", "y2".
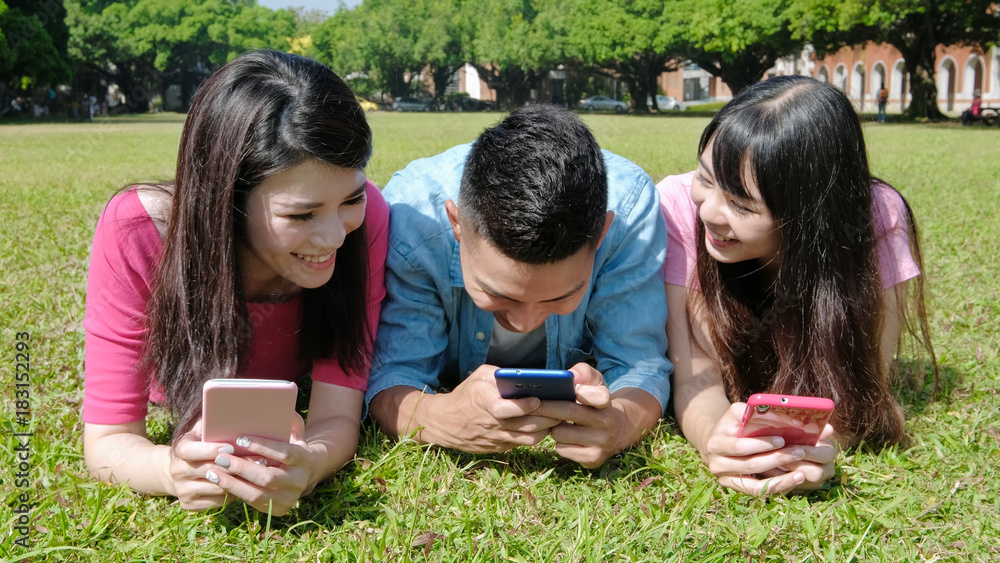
[{"x1": 293, "y1": 251, "x2": 334, "y2": 263}]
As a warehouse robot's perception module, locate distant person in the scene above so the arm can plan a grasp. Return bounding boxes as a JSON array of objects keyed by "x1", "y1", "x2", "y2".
[
  {"x1": 961, "y1": 89, "x2": 983, "y2": 126},
  {"x1": 877, "y1": 86, "x2": 889, "y2": 123},
  {"x1": 82, "y1": 50, "x2": 388, "y2": 514},
  {"x1": 659, "y1": 76, "x2": 936, "y2": 495},
  {"x1": 367, "y1": 105, "x2": 672, "y2": 468}
]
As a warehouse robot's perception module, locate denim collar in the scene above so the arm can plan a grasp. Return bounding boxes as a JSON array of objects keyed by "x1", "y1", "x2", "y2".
[{"x1": 449, "y1": 239, "x2": 465, "y2": 289}]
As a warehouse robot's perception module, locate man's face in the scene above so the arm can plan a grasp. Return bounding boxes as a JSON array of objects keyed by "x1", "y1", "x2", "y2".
[{"x1": 446, "y1": 201, "x2": 610, "y2": 333}]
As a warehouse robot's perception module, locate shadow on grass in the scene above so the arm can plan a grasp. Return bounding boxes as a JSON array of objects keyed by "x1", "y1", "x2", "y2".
[
  {"x1": 204, "y1": 473, "x2": 387, "y2": 535},
  {"x1": 893, "y1": 359, "x2": 961, "y2": 416},
  {"x1": 0, "y1": 114, "x2": 186, "y2": 127}
]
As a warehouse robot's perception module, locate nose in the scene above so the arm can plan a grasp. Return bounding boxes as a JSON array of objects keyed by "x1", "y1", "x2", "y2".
[
  {"x1": 504, "y1": 303, "x2": 549, "y2": 333},
  {"x1": 697, "y1": 187, "x2": 727, "y2": 228},
  {"x1": 311, "y1": 214, "x2": 347, "y2": 250}
]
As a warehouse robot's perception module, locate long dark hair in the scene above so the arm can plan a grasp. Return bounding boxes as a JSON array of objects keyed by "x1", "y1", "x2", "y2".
[
  {"x1": 692, "y1": 75, "x2": 935, "y2": 446},
  {"x1": 140, "y1": 50, "x2": 373, "y2": 440}
]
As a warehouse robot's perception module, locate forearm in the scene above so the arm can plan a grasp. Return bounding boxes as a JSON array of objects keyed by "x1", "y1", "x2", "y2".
[
  {"x1": 302, "y1": 416, "x2": 363, "y2": 492},
  {"x1": 84, "y1": 430, "x2": 175, "y2": 496},
  {"x1": 370, "y1": 386, "x2": 437, "y2": 444},
  {"x1": 609, "y1": 387, "x2": 663, "y2": 451},
  {"x1": 674, "y1": 381, "x2": 730, "y2": 457}
]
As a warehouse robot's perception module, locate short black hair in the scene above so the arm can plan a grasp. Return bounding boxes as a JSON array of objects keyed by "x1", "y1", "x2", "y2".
[{"x1": 458, "y1": 104, "x2": 608, "y2": 264}]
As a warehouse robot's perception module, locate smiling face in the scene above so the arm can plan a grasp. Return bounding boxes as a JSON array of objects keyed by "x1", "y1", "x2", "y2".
[
  {"x1": 689, "y1": 139, "x2": 782, "y2": 272},
  {"x1": 240, "y1": 160, "x2": 367, "y2": 301},
  {"x1": 446, "y1": 200, "x2": 609, "y2": 333}
]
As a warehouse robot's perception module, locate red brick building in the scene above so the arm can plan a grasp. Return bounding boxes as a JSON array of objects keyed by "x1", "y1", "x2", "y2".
[{"x1": 657, "y1": 43, "x2": 999, "y2": 115}]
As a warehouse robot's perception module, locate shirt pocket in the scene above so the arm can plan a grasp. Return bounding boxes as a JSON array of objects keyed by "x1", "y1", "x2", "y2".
[{"x1": 565, "y1": 322, "x2": 596, "y2": 367}]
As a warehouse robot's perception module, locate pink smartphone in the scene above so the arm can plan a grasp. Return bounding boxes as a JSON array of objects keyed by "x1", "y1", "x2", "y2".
[
  {"x1": 737, "y1": 394, "x2": 835, "y2": 446},
  {"x1": 202, "y1": 379, "x2": 298, "y2": 454}
]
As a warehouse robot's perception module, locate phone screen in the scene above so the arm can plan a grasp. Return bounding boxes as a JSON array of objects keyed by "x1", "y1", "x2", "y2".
[
  {"x1": 202, "y1": 379, "x2": 298, "y2": 452},
  {"x1": 494, "y1": 368, "x2": 576, "y2": 401}
]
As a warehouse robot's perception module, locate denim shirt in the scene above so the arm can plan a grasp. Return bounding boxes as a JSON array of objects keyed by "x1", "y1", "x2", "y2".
[{"x1": 366, "y1": 144, "x2": 673, "y2": 414}]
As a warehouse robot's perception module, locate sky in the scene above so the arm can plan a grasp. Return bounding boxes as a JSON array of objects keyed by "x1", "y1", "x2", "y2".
[{"x1": 257, "y1": 0, "x2": 362, "y2": 15}]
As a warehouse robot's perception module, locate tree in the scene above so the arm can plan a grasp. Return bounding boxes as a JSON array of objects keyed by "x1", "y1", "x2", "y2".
[
  {"x1": 66, "y1": 0, "x2": 295, "y2": 112},
  {"x1": 466, "y1": 0, "x2": 567, "y2": 109},
  {"x1": 415, "y1": 0, "x2": 470, "y2": 106},
  {"x1": 0, "y1": 0, "x2": 71, "y2": 91},
  {"x1": 567, "y1": 0, "x2": 682, "y2": 112},
  {"x1": 671, "y1": 0, "x2": 805, "y2": 95},
  {"x1": 313, "y1": 0, "x2": 423, "y2": 100},
  {"x1": 790, "y1": 0, "x2": 1000, "y2": 119}
]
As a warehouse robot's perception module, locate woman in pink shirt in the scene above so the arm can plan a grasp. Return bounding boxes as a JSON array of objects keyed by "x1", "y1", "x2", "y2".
[
  {"x1": 82, "y1": 50, "x2": 389, "y2": 514},
  {"x1": 659, "y1": 76, "x2": 936, "y2": 495}
]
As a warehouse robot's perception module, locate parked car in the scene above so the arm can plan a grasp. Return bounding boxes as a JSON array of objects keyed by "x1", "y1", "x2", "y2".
[
  {"x1": 646, "y1": 95, "x2": 687, "y2": 111},
  {"x1": 393, "y1": 97, "x2": 432, "y2": 112},
  {"x1": 357, "y1": 98, "x2": 378, "y2": 112},
  {"x1": 578, "y1": 95, "x2": 628, "y2": 113}
]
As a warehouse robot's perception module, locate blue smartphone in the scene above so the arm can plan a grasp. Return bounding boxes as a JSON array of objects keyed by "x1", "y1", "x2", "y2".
[{"x1": 494, "y1": 368, "x2": 576, "y2": 401}]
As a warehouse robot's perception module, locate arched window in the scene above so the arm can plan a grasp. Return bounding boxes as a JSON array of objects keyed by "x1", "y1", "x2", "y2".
[
  {"x1": 871, "y1": 62, "x2": 887, "y2": 96},
  {"x1": 833, "y1": 64, "x2": 847, "y2": 93},
  {"x1": 850, "y1": 63, "x2": 866, "y2": 108},
  {"x1": 938, "y1": 57, "x2": 958, "y2": 111},
  {"x1": 963, "y1": 55, "x2": 984, "y2": 98},
  {"x1": 892, "y1": 59, "x2": 908, "y2": 111}
]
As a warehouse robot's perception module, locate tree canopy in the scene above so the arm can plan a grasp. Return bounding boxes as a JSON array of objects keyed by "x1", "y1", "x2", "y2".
[
  {"x1": 566, "y1": 0, "x2": 682, "y2": 111},
  {"x1": 790, "y1": 0, "x2": 1000, "y2": 119},
  {"x1": 4, "y1": 0, "x2": 997, "y2": 119},
  {"x1": 0, "y1": 0, "x2": 71, "y2": 91},
  {"x1": 672, "y1": 0, "x2": 805, "y2": 95}
]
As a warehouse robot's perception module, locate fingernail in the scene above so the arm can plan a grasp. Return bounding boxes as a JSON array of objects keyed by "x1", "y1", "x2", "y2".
[
  {"x1": 236, "y1": 436, "x2": 251, "y2": 448},
  {"x1": 528, "y1": 398, "x2": 540, "y2": 409},
  {"x1": 214, "y1": 455, "x2": 231, "y2": 468},
  {"x1": 206, "y1": 470, "x2": 220, "y2": 484},
  {"x1": 772, "y1": 437, "x2": 785, "y2": 448},
  {"x1": 218, "y1": 444, "x2": 234, "y2": 455},
  {"x1": 793, "y1": 472, "x2": 806, "y2": 485},
  {"x1": 790, "y1": 447, "x2": 805, "y2": 458}
]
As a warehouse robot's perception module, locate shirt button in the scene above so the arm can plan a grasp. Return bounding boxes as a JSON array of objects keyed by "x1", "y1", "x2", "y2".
[{"x1": 475, "y1": 332, "x2": 485, "y2": 340}]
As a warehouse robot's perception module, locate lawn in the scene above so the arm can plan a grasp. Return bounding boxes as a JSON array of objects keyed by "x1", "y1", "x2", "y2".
[{"x1": 1, "y1": 111, "x2": 998, "y2": 561}]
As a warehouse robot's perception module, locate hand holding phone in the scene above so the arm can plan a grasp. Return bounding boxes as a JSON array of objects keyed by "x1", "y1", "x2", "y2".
[
  {"x1": 202, "y1": 379, "x2": 298, "y2": 454},
  {"x1": 494, "y1": 368, "x2": 576, "y2": 401},
  {"x1": 737, "y1": 393, "x2": 834, "y2": 447}
]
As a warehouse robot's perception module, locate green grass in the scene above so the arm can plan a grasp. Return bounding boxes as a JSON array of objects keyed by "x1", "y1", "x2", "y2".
[{"x1": 2, "y1": 112, "x2": 999, "y2": 561}]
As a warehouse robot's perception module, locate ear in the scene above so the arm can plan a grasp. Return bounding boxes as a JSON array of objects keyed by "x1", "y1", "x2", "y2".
[
  {"x1": 445, "y1": 199, "x2": 462, "y2": 242},
  {"x1": 595, "y1": 210, "x2": 615, "y2": 248}
]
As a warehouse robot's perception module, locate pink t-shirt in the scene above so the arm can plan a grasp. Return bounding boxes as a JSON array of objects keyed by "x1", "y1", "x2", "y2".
[
  {"x1": 82, "y1": 180, "x2": 390, "y2": 425},
  {"x1": 657, "y1": 172, "x2": 919, "y2": 289}
]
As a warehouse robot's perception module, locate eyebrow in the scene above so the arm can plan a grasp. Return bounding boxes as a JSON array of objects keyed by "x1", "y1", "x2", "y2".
[
  {"x1": 697, "y1": 156, "x2": 713, "y2": 178},
  {"x1": 475, "y1": 277, "x2": 588, "y2": 303},
  {"x1": 284, "y1": 182, "x2": 367, "y2": 210}
]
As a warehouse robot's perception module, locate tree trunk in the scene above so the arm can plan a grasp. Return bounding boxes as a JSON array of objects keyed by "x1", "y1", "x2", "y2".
[
  {"x1": 693, "y1": 48, "x2": 779, "y2": 96},
  {"x1": 900, "y1": 47, "x2": 945, "y2": 120},
  {"x1": 431, "y1": 65, "x2": 456, "y2": 104}
]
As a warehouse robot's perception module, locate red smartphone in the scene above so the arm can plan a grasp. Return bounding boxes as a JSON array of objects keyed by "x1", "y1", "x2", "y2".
[
  {"x1": 202, "y1": 379, "x2": 298, "y2": 454},
  {"x1": 494, "y1": 368, "x2": 576, "y2": 401},
  {"x1": 737, "y1": 394, "x2": 835, "y2": 446}
]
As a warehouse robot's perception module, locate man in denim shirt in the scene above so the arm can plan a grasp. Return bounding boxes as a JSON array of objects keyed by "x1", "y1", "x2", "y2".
[{"x1": 367, "y1": 106, "x2": 671, "y2": 467}]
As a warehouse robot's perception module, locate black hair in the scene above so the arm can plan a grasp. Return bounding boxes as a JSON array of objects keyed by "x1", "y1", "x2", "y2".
[
  {"x1": 694, "y1": 75, "x2": 935, "y2": 445},
  {"x1": 141, "y1": 49, "x2": 373, "y2": 440},
  {"x1": 458, "y1": 104, "x2": 608, "y2": 264}
]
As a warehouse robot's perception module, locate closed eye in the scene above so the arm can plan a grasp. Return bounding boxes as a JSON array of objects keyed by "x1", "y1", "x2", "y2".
[
  {"x1": 344, "y1": 193, "x2": 366, "y2": 206},
  {"x1": 729, "y1": 199, "x2": 754, "y2": 215},
  {"x1": 287, "y1": 212, "x2": 315, "y2": 222}
]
